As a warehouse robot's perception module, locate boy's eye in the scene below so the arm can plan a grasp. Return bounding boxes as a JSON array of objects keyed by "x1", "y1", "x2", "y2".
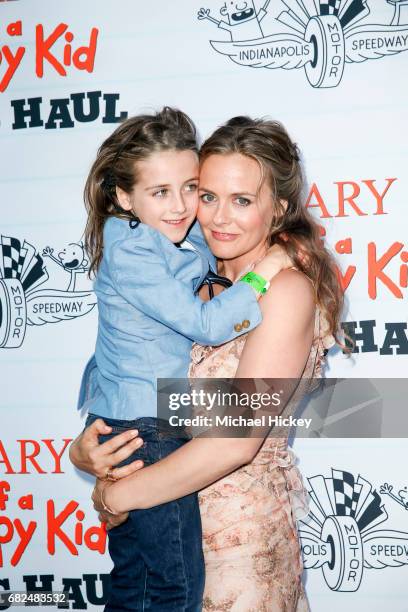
[
  {"x1": 184, "y1": 183, "x2": 198, "y2": 192},
  {"x1": 234, "y1": 196, "x2": 250, "y2": 206},
  {"x1": 153, "y1": 188, "x2": 168, "y2": 197},
  {"x1": 200, "y1": 193, "x2": 216, "y2": 203}
]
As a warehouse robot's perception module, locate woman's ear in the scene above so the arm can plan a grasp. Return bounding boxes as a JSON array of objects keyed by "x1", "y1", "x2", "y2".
[
  {"x1": 115, "y1": 186, "x2": 133, "y2": 212},
  {"x1": 280, "y1": 199, "x2": 288, "y2": 212}
]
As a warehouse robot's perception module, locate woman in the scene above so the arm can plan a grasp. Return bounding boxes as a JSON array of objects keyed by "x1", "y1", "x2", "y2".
[{"x1": 71, "y1": 116, "x2": 343, "y2": 611}]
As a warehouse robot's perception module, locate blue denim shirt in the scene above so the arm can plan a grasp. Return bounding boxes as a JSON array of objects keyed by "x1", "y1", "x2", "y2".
[{"x1": 78, "y1": 216, "x2": 261, "y2": 420}]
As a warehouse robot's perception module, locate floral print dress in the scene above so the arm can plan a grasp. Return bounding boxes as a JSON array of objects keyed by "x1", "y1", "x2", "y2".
[{"x1": 188, "y1": 270, "x2": 335, "y2": 612}]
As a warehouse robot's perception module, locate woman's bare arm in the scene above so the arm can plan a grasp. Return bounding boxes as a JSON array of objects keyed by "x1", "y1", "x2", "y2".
[{"x1": 102, "y1": 269, "x2": 315, "y2": 514}]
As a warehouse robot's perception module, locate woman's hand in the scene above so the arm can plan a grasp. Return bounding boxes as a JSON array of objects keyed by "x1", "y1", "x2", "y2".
[
  {"x1": 92, "y1": 478, "x2": 129, "y2": 531},
  {"x1": 69, "y1": 417, "x2": 144, "y2": 479}
]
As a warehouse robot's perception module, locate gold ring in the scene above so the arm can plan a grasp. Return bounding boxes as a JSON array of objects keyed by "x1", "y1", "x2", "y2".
[{"x1": 102, "y1": 467, "x2": 117, "y2": 482}]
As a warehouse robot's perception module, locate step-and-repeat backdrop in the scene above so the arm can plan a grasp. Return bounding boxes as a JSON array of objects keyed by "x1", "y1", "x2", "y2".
[{"x1": 1, "y1": 0, "x2": 407, "y2": 609}]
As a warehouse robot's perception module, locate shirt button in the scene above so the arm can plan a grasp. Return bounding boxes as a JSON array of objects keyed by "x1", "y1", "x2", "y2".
[
  {"x1": 242, "y1": 319, "x2": 250, "y2": 329},
  {"x1": 234, "y1": 323, "x2": 242, "y2": 332}
]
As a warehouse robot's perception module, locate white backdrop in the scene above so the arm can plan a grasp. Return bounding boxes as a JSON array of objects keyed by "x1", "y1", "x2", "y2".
[{"x1": 1, "y1": 0, "x2": 407, "y2": 610}]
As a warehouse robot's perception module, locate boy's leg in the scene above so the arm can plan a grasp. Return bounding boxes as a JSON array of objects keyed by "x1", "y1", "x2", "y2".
[
  {"x1": 129, "y1": 489, "x2": 204, "y2": 611},
  {"x1": 85, "y1": 413, "x2": 150, "y2": 611},
  {"x1": 83, "y1": 414, "x2": 204, "y2": 611},
  {"x1": 104, "y1": 519, "x2": 147, "y2": 611},
  {"x1": 124, "y1": 425, "x2": 205, "y2": 611}
]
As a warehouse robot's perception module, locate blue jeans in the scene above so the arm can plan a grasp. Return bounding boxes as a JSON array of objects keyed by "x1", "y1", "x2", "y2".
[{"x1": 84, "y1": 413, "x2": 204, "y2": 612}]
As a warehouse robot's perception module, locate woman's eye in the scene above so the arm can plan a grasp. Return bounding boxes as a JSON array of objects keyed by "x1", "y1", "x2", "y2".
[
  {"x1": 200, "y1": 193, "x2": 216, "y2": 203},
  {"x1": 235, "y1": 197, "x2": 251, "y2": 206},
  {"x1": 184, "y1": 183, "x2": 198, "y2": 192},
  {"x1": 153, "y1": 188, "x2": 168, "y2": 197}
]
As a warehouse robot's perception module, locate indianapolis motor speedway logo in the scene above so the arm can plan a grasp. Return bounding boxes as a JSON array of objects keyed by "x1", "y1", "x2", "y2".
[
  {"x1": 197, "y1": 0, "x2": 408, "y2": 88},
  {"x1": 298, "y1": 468, "x2": 408, "y2": 591},
  {"x1": 0, "y1": 235, "x2": 96, "y2": 349}
]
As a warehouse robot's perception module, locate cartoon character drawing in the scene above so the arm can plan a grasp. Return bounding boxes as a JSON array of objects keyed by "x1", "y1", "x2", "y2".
[
  {"x1": 380, "y1": 483, "x2": 408, "y2": 510},
  {"x1": 197, "y1": 0, "x2": 408, "y2": 89},
  {"x1": 198, "y1": 0, "x2": 271, "y2": 41},
  {"x1": 0, "y1": 235, "x2": 96, "y2": 349},
  {"x1": 42, "y1": 242, "x2": 89, "y2": 291}
]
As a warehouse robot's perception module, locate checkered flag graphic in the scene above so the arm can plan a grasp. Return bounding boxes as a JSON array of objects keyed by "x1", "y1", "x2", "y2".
[
  {"x1": 332, "y1": 469, "x2": 359, "y2": 516},
  {"x1": 320, "y1": 0, "x2": 342, "y2": 16},
  {"x1": 1, "y1": 236, "x2": 22, "y2": 279},
  {"x1": 0, "y1": 235, "x2": 49, "y2": 292}
]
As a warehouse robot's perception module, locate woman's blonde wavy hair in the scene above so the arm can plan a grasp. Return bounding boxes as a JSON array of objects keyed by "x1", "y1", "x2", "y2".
[{"x1": 200, "y1": 116, "x2": 349, "y2": 351}]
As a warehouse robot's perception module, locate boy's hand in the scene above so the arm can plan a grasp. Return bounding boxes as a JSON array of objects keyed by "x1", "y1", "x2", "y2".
[{"x1": 251, "y1": 244, "x2": 293, "y2": 288}]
